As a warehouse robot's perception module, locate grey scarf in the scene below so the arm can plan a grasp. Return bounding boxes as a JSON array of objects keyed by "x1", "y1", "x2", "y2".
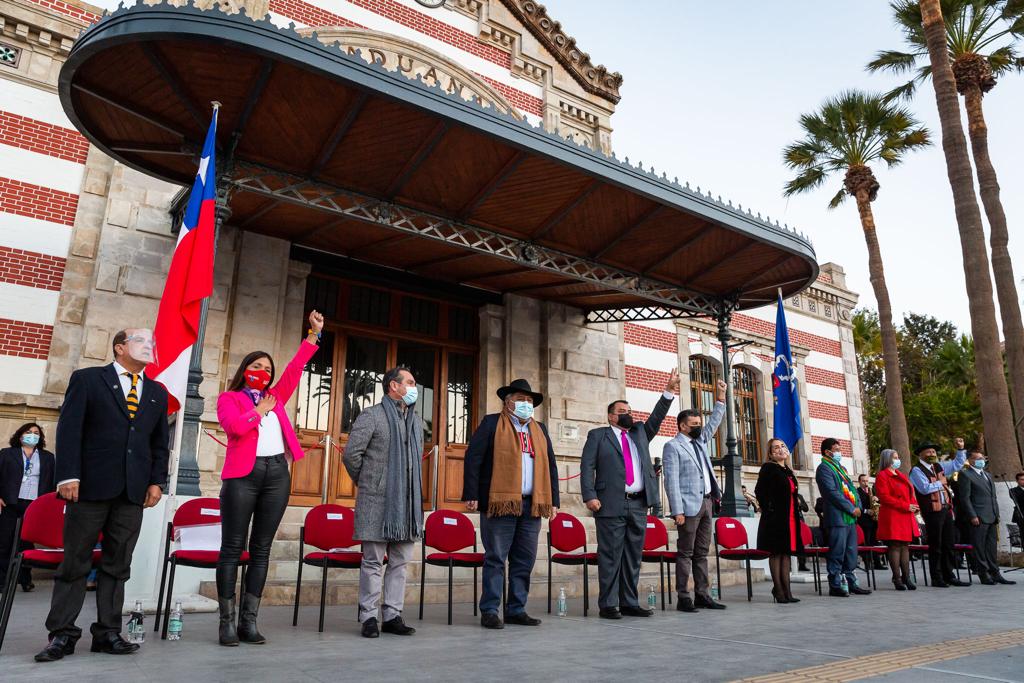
[{"x1": 381, "y1": 397, "x2": 423, "y2": 541}]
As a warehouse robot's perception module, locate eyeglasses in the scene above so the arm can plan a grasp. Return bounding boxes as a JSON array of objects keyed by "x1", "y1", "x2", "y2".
[{"x1": 125, "y1": 336, "x2": 154, "y2": 346}]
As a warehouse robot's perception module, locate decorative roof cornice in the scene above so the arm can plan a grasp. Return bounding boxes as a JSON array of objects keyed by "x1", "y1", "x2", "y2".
[{"x1": 498, "y1": 0, "x2": 622, "y2": 104}]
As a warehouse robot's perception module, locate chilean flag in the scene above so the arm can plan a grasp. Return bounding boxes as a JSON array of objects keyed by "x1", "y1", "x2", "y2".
[{"x1": 148, "y1": 109, "x2": 218, "y2": 413}]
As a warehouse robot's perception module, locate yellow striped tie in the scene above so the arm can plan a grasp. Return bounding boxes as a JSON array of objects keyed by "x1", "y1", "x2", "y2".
[{"x1": 124, "y1": 372, "x2": 139, "y2": 419}]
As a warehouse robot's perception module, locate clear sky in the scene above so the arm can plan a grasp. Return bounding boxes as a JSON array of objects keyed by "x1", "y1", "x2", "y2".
[{"x1": 549, "y1": 0, "x2": 1024, "y2": 334}]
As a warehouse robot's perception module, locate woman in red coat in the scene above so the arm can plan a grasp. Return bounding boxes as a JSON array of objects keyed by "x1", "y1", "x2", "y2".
[{"x1": 874, "y1": 448, "x2": 920, "y2": 590}]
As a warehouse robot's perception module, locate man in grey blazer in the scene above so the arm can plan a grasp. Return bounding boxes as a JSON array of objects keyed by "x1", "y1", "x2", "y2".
[
  {"x1": 581, "y1": 368, "x2": 679, "y2": 619},
  {"x1": 959, "y1": 447, "x2": 1016, "y2": 585},
  {"x1": 662, "y1": 378, "x2": 727, "y2": 612},
  {"x1": 343, "y1": 366, "x2": 424, "y2": 638}
]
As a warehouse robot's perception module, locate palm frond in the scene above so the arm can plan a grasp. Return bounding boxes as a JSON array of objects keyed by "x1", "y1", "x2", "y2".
[
  {"x1": 828, "y1": 188, "x2": 848, "y2": 209},
  {"x1": 867, "y1": 49, "x2": 922, "y2": 74}
]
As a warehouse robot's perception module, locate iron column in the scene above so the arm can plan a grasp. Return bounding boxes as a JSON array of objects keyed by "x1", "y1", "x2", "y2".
[{"x1": 714, "y1": 302, "x2": 749, "y2": 517}]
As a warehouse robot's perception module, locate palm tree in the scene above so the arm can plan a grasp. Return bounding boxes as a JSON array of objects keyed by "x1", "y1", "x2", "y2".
[
  {"x1": 783, "y1": 91, "x2": 929, "y2": 464},
  {"x1": 918, "y1": 0, "x2": 1021, "y2": 475},
  {"x1": 869, "y1": 0, "x2": 1024, "y2": 451}
]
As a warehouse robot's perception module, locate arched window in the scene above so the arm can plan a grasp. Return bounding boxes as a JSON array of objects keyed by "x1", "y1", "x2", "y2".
[
  {"x1": 688, "y1": 356, "x2": 722, "y2": 458},
  {"x1": 732, "y1": 366, "x2": 762, "y2": 465}
]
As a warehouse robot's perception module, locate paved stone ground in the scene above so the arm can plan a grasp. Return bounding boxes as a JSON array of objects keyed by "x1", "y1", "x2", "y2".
[{"x1": 1, "y1": 570, "x2": 1022, "y2": 682}]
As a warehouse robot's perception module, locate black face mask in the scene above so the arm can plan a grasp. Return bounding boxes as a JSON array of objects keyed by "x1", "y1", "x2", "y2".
[
  {"x1": 689, "y1": 425, "x2": 702, "y2": 440},
  {"x1": 616, "y1": 414, "x2": 634, "y2": 429}
]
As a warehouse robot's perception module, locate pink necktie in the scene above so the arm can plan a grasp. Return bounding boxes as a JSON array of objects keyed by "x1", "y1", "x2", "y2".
[{"x1": 621, "y1": 430, "x2": 635, "y2": 486}]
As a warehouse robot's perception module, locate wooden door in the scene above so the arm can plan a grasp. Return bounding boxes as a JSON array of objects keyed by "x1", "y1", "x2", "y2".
[
  {"x1": 394, "y1": 341, "x2": 439, "y2": 510},
  {"x1": 436, "y1": 350, "x2": 475, "y2": 510}
]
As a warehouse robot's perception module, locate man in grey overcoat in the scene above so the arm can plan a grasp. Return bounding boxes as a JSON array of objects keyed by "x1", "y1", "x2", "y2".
[
  {"x1": 343, "y1": 366, "x2": 424, "y2": 638},
  {"x1": 959, "y1": 447, "x2": 1016, "y2": 585}
]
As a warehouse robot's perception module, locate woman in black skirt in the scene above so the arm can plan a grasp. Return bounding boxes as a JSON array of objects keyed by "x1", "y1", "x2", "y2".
[{"x1": 755, "y1": 438, "x2": 804, "y2": 603}]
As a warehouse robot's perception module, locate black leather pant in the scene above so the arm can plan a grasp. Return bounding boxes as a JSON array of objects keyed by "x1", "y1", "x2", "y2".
[{"x1": 216, "y1": 454, "x2": 290, "y2": 599}]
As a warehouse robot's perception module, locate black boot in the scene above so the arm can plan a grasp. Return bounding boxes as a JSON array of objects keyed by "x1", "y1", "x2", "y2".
[
  {"x1": 237, "y1": 593, "x2": 266, "y2": 644},
  {"x1": 218, "y1": 597, "x2": 239, "y2": 646}
]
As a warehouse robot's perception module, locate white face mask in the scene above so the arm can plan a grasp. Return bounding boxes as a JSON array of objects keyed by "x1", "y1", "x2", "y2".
[{"x1": 122, "y1": 329, "x2": 156, "y2": 365}]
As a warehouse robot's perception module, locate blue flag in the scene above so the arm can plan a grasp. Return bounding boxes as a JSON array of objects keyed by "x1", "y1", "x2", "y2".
[{"x1": 772, "y1": 292, "x2": 802, "y2": 450}]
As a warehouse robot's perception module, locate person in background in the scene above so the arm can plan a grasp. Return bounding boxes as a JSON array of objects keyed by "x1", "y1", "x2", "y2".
[
  {"x1": 755, "y1": 439, "x2": 803, "y2": 603},
  {"x1": 815, "y1": 438, "x2": 870, "y2": 597},
  {"x1": 908, "y1": 439, "x2": 969, "y2": 588},
  {"x1": 1010, "y1": 472, "x2": 1024, "y2": 532},
  {"x1": 343, "y1": 366, "x2": 423, "y2": 638},
  {"x1": 215, "y1": 310, "x2": 323, "y2": 646},
  {"x1": 795, "y1": 491, "x2": 811, "y2": 572},
  {"x1": 958, "y1": 447, "x2": 1015, "y2": 586},
  {"x1": 0, "y1": 422, "x2": 56, "y2": 593},
  {"x1": 856, "y1": 474, "x2": 883, "y2": 569},
  {"x1": 873, "y1": 449, "x2": 919, "y2": 590},
  {"x1": 463, "y1": 379, "x2": 559, "y2": 630},
  {"x1": 742, "y1": 485, "x2": 760, "y2": 514}
]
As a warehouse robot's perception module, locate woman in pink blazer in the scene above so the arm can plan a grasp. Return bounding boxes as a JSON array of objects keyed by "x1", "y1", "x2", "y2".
[{"x1": 214, "y1": 310, "x2": 323, "y2": 646}]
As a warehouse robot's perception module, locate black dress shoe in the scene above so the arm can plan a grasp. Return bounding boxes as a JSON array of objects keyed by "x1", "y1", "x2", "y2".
[
  {"x1": 598, "y1": 607, "x2": 622, "y2": 619},
  {"x1": 381, "y1": 616, "x2": 415, "y2": 635},
  {"x1": 619, "y1": 605, "x2": 653, "y2": 617},
  {"x1": 361, "y1": 617, "x2": 380, "y2": 638},
  {"x1": 694, "y1": 595, "x2": 726, "y2": 610},
  {"x1": 904, "y1": 578, "x2": 917, "y2": 590},
  {"x1": 34, "y1": 635, "x2": 75, "y2": 662},
  {"x1": 828, "y1": 587, "x2": 849, "y2": 597},
  {"x1": 504, "y1": 612, "x2": 542, "y2": 626},
  {"x1": 948, "y1": 578, "x2": 971, "y2": 587},
  {"x1": 20, "y1": 581, "x2": 35, "y2": 592},
  {"x1": 931, "y1": 579, "x2": 949, "y2": 587},
  {"x1": 993, "y1": 573, "x2": 1016, "y2": 585},
  {"x1": 480, "y1": 612, "x2": 504, "y2": 629},
  {"x1": 979, "y1": 574, "x2": 996, "y2": 585},
  {"x1": 893, "y1": 579, "x2": 907, "y2": 591},
  {"x1": 849, "y1": 586, "x2": 872, "y2": 595},
  {"x1": 676, "y1": 597, "x2": 697, "y2": 613},
  {"x1": 90, "y1": 632, "x2": 139, "y2": 655}
]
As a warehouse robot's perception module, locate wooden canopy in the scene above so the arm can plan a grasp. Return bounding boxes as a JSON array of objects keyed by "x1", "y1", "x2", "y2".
[{"x1": 59, "y1": 2, "x2": 817, "y2": 320}]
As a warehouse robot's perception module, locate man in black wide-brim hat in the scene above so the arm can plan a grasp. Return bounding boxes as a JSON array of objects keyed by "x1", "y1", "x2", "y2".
[
  {"x1": 463, "y1": 378, "x2": 560, "y2": 630},
  {"x1": 908, "y1": 438, "x2": 969, "y2": 587}
]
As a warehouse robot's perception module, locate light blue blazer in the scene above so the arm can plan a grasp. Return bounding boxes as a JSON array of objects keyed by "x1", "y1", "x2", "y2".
[{"x1": 662, "y1": 401, "x2": 725, "y2": 517}]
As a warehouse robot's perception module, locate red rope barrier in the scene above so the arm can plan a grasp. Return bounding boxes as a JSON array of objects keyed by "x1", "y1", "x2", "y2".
[{"x1": 203, "y1": 429, "x2": 228, "y2": 448}]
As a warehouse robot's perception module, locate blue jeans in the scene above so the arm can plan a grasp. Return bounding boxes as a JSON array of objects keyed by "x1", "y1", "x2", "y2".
[
  {"x1": 826, "y1": 524, "x2": 859, "y2": 589},
  {"x1": 479, "y1": 500, "x2": 541, "y2": 616}
]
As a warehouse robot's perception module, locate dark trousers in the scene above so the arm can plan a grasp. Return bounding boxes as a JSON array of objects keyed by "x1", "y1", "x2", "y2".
[
  {"x1": 479, "y1": 499, "x2": 540, "y2": 616},
  {"x1": 595, "y1": 495, "x2": 646, "y2": 610},
  {"x1": 825, "y1": 524, "x2": 859, "y2": 589},
  {"x1": 45, "y1": 494, "x2": 143, "y2": 640},
  {"x1": 0, "y1": 498, "x2": 34, "y2": 587},
  {"x1": 217, "y1": 454, "x2": 291, "y2": 599},
  {"x1": 675, "y1": 497, "x2": 713, "y2": 600},
  {"x1": 923, "y1": 507, "x2": 957, "y2": 581},
  {"x1": 970, "y1": 521, "x2": 999, "y2": 576}
]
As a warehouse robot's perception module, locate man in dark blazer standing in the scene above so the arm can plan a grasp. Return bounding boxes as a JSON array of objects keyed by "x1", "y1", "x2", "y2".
[
  {"x1": 959, "y1": 447, "x2": 1015, "y2": 585},
  {"x1": 35, "y1": 329, "x2": 169, "y2": 663},
  {"x1": 581, "y1": 368, "x2": 678, "y2": 619}
]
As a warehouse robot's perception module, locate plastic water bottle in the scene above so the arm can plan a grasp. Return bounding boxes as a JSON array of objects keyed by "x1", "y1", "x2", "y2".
[
  {"x1": 556, "y1": 587, "x2": 568, "y2": 617},
  {"x1": 840, "y1": 574, "x2": 849, "y2": 595},
  {"x1": 126, "y1": 600, "x2": 145, "y2": 645},
  {"x1": 168, "y1": 601, "x2": 183, "y2": 641},
  {"x1": 647, "y1": 585, "x2": 657, "y2": 609},
  {"x1": 710, "y1": 575, "x2": 720, "y2": 601}
]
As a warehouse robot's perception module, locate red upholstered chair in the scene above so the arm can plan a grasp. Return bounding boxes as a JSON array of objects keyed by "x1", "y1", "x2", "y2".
[
  {"x1": 419, "y1": 509, "x2": 484, "y2": 625},
  {"x1": 713, "y1": 517, "x2": 769, "y2": 601},
  {"x1": 909, "y1": 528, "x2": 930, "y2": 586},
  {"x1": 292, "y1": 504, "x2": 362, "y2": 632},
  {"x1": 855, "y1": 525, "x2": 888, "y2": 589},
  {"x1": 156, "y1": 497, "x2": 249, "y2": 639},
  {"x1": 641, "y1": 515, "x2": 676, "y2": 610},
  {"x1": 547, "y1": 512, "x2": 597, "y2": 616},
  {"x1": 800, "y1": 522, "x2": 830, "y2": 595},
  {"x1": 0, "y1": 493, "x2": 102, "y2": 652},
  {"x1": 953, "y1": 542, "x2": 975, "y2": 584}
]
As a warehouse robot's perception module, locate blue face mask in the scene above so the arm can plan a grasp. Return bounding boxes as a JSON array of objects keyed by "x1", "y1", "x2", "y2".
[
  {"x1": 973, "y1": 460, "x2": 986, "y2": 470},
  {"x1": 513, "y1": 401, "x2": 534, "y2": 420},
  {"x1": 21, "y1": 433, "x2": 40, "y2": 447},
  {"x1": 401, "y1": 385, "x2": 418, "y2": 406},
  {"x1": 891, "y1": 458, "x2": 902, "y2": 470}
]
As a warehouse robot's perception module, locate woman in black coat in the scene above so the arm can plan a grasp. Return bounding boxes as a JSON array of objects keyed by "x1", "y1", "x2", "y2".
[
  {"x1": 0, "y1": 422, "x2": 57, "y2": 592},
  {"x1": 755, "y1": 438, "x2": 804, "y2": 604}
]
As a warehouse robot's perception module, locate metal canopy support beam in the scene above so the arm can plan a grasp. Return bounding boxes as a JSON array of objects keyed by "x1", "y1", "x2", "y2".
[
  {"x1": 385, "y1": 120, "x2": 449, "y2": 198},
  {"x1": 592, "y1": 204, "x2": 663, "y2": 260},
  {"x1": 642, "y1": 227, "x2": 715, "y2": 276},
  {"x1": 691, "y1": 240, "x2": 760, "y2": 284},
  {"x1": 73, "y1": 82, "x2": 192, "y2": 141},
  {"x1": 532, "y1": 178, "x2": 601, "y2": 241},
  {"x1": 140, "y1": 43, "x2": 206, "y2": 131},
  {"x1": 584, "y1": 306, "x2": 691, "y2": 324},
  {"x1": 711, "y1": 301, "x2": 749, "y2": 518},
  {"x1": 458, "y1": 151, "x2": 524, "y2": 220},
  {"x1": 239, "y1": 198, "x2": 280, "y2": 228},
  {"x1": 506, "y1": 279, "x2": 578, "y2": 294},
  {"x1": 229, "y1": 58, "x2": 275, "y2": 156},
  {"x1": 229, "y1": 163, "x2": 720, "y2": 316},
  {"x1": 109, "y1": 143, "x2": 196, "y2": 156},
  {"x1": 405, "y1": 250, "x2": 477, "y2": 270},
  {"x1": 309, "y1": 92, "x2": 368, "y2": 179}
]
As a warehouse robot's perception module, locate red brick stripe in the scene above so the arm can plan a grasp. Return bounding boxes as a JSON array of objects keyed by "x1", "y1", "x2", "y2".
[
  {"x1": 624, "y1": 323, "x2": 677, "y2": 353},
  {"x1": 480, "y1": 76, "x2": 543, "y2": 117},
  {"x1": 0, "y1": 247, "x2": 66, "y2": 291},
  {"x1": 630, "y1": 410, "x2": 676, "y2": 438},
  {"x1": 25, "y1": 0, "x2": 99, "y2": 25},
  {"x1": 808, "y1": 400, "x2": 849, "y2": 423},
  {"x1": 731, "y1": 312, "x2": 842, "y2": 357},
  {"x1": 270, "y1": 0, "x2": 360, "y2": 28},
  {"x1": 0, "y1": 111, "x2": 89, "y2": 164},
  {"x1": 624, "y1": 365, "x2": 670, "y2": 393},
  {"x1": 0, "y1": 177, "x2": 79, "y2": 226},
  {"x1": 0, "y1": 318, "x2": 53, "y2": 361},
  {"x1": 805, "y1": 366, "x2": 846, "y2": 390},
  {"x1": 810, "y1": 436, "x2": 852, "y2": 455}
]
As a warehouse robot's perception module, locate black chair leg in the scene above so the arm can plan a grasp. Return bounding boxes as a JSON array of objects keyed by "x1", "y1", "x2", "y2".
[
  {"x1": 716, "y1": 553, "x2": 723, "y2": 601},
  {"x1": 319, "y1": 564, "x2": 328, "y2": 633},
  {"x1": 293, "y1": 558, "x2": 303, "y2": 626},
  {"x1": 155, "y1": 557, "x2": 169, "y2": 632},
  {"x1": 659, "y1": 559, "x2": 665, "y2": 610},
  {"x1": 473, "y1": 566, "x2": 478, "y2": 617},
  {"x1": 745, "y1": 559, "x2": 753, "y2": 601},
  {"x1": 0, "y1": 556, "x2": 24, "y2": 652},
  {"x1": 447, "y1": 560, "x2": 453, "y2": 626},
  {"x1": 583, "y1": 560, "x2": 589, "y2": 617},
  {"x1": 547, "y1": 557, "x2": 552, "y2": 614},
  {"x1": 161, "y1": 559, "x2": 177, "y2": 640},
  {"x1": 418, "y1": 560, "x2": 426, "y2": 621}
]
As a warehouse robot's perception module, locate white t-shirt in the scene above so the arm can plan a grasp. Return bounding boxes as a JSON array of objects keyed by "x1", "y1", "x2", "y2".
[{"x1": 256, "y1": 410, "x2": 286, "y2": 457}]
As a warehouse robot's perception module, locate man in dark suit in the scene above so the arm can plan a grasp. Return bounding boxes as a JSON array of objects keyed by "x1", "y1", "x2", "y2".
[
  {"x1": 35, "y1": 329, "x2": 169, "y2": 663},
  {"x1": 581, "y1": 368, "x2": 678, "y2": 619},
  {"x1": 0, "y1": 422, "x2": 57, "y2": 592},
  {"x1": 856, "y1": 474, "x2": 883, "y2": 569},
  {"x1": 463, "y1": 379, "x2": 559, "y2": 630},
  {"x1": 959, "y1": 448, "x2": 1015, "y2": 585},
  {"x1": 1010, "y1": 472, "x2": 1024, "y2": 531}
]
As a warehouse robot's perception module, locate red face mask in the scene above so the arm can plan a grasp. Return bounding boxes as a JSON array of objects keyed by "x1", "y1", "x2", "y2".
[{"x1": 244, "y1": 369, "x2": 271, "y2": 391}]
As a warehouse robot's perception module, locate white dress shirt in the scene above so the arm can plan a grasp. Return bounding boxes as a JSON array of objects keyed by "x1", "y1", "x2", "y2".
[
  {"x1": 510, "y1": 415, "x2": 534, "y2": 496},
  {"x1": 611, "y1": 425, "x2": 644, "y2": 493},
  {"x1": 256, "y1": 410, "x2": 286, "y2": 457},
  {"x1": 19, "y1": 449, "x2": 41, "y2": 500}
]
